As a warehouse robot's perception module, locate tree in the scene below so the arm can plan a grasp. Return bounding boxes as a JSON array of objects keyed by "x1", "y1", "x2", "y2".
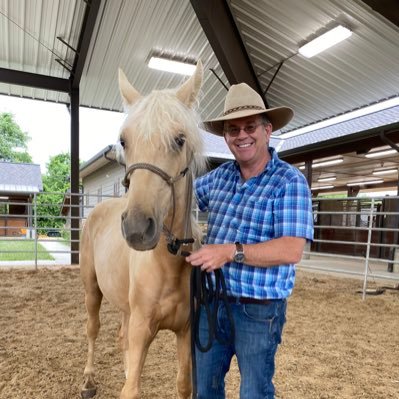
[
  {"x1": 43, "y1": 153, "x2": 71, "y2": 193},
  {"x1": 0, "y1": 112, "x2": 32, "y2": 163},
  {"x1": 37, "y1": 153, "x2": 71, "y2": 233}
]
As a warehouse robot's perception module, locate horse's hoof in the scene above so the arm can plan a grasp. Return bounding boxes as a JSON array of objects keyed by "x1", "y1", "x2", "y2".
[{"x1": 81, "y1": 387, "x2": 97, "y2": 399}]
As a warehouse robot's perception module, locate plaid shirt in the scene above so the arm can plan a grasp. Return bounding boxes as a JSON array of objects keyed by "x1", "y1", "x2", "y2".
[{"x1": 195, "y1": 147, "x2": 314, "y2": 299}]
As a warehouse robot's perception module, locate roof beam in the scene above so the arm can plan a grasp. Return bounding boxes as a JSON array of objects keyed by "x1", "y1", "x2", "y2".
[
  {"x1": 190, "y1": 0, "x2": 266, "y2": 103},
  {"x1": 70, "y1": 0, "x2": 101, "y2": 89},
  {"x1": 361, "y1": 0, "x2": 399, "y2": 27},
  {"x1": 0, "y1": 68, "x2": 70, "y2": 92}
]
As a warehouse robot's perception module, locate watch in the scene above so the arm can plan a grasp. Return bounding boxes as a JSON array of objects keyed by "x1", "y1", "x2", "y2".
[{"x1": 233, "y1": 242, "x2": 245, "y2": 263}]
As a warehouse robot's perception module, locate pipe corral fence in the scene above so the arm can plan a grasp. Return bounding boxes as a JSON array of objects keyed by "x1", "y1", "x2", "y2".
[{"x1": 1, "y1": 192, "x2": 398, "y2": 299}]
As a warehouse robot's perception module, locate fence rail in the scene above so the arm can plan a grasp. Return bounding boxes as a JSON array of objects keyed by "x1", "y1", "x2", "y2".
[{"x1": 1, "y1": 192, "x2": 398, "y2": 299}]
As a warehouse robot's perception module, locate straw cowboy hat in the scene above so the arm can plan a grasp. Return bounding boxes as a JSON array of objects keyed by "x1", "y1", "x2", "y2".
[{"x1": 203, "y1": 83, "x2": 294, "y2": 136}]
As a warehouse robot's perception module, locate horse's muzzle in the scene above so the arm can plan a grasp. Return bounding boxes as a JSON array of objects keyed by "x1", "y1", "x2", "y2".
[{"x1": 121, "y1": 210, "x2": 160, "y2": 250}]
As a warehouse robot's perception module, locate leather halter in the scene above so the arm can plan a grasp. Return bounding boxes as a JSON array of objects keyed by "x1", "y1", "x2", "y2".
[{"x1": 122, "y1": 162, "x2": 191, "y2": 251}]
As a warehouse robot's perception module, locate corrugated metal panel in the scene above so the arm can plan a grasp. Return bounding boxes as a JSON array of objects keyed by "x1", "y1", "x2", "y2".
[
  {"x1": 0, "y1": 184, "x2": 40, "y2": 193},
  {"x1": 1, "y1": 0, "x2": 399, "y2": 134},
  {"x1": 0, "y1": 0, "x2": 85, "y2": 102},
  {"x1": 79, "y1": 0, "x2": 227, "y2": 123},
  {"x1": 230, "y1": 0, "x2": 399, "y2": 132}
]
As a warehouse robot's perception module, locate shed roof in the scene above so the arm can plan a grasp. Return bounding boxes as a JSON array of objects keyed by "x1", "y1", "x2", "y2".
[{"x1": 0, "y1": 162, "x2": 43, "y2": 194}]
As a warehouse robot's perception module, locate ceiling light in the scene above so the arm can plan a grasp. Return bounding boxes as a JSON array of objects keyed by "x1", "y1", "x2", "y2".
[
  {"x1": 312, "y1": 157, "x2": 344, "y2": 168},
  {"x1": 297, "y1": 158, "x2": 343, "y2": 170},
  {"x1": 311, "y1": 185, "x2": 334, "y2": 190},
  {"x1": 365, "y1": 148, "x2": 397, "y2": 158},
  {"x1": 148, "y1": 56, "x2": 196, "y2": 76},
  {"x1": 372, "y1": 168, "x2": 397, "y2": 176},
  {"x1": 299, "y1": 25, "x2": 352, "y2": 58},
  {"x1": 318, "y1": 176, "x2": 337, "y2": 182},
  {"x1": 347, "y1": 179, "x2": 383, "y2": 186}
]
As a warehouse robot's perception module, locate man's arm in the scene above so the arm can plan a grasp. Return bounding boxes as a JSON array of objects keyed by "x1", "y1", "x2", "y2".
[{"x1": 186, "y1": 236, "x2": 306, "y2": 273}]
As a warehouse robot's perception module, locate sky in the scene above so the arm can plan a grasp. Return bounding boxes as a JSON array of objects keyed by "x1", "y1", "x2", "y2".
[{"x1": 0, "y1": 94, "x2": 125, "y2": 173}]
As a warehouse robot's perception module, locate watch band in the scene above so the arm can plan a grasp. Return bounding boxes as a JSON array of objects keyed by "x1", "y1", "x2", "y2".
[
  {"x1": 234, "y1": 242, "x2": 245, "y2": 263},
  {"x1": 235, "y1": 242, "x2": 243, "y2": 252}
]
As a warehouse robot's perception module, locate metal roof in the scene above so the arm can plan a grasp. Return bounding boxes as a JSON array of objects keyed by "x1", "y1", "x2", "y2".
[
  {"x1": 0, "y1": 0, "x2": 398, "y2": 193},
  {"x1": 2, "y1": 0, "x2": 398, "y2": 129},
  {"x1": 0, "y1": 161, "x2": 43, "y2": 194},
  {"x1": 276, "y1": 105, "x2": 399, "y2": 152},
  {"x1": 231, "y1": 0, "x2": 399, "y2": 131}
]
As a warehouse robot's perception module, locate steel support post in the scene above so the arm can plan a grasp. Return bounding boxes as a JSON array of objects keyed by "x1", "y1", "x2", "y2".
[{"x1": 70, "y1": 87, "x2": 80, "y2": 264}]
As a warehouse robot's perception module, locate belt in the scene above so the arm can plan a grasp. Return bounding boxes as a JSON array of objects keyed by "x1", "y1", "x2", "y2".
[{"x1": 225, "y1": 296, "x2": 271, "y2": 305}]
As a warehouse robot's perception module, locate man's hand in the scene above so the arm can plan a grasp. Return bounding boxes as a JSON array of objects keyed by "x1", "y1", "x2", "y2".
[{"x1": 185, "y1": 243, "x2": 235, "y2": 272}]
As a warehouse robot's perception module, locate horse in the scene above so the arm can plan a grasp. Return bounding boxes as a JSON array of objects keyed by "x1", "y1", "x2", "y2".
[{"x1": 80, "y1": 61, "x2": 205, "y2": 399}]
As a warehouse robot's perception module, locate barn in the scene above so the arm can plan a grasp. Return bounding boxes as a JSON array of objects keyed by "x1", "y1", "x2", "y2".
[{"x1": 0, "y1": 161, "x2": 42, "y2": 237}]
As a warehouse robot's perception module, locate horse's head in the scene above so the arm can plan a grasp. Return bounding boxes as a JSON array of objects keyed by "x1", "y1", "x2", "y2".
[{"x1": 116, "y1": 61, "x2": 204, "y2": 251}]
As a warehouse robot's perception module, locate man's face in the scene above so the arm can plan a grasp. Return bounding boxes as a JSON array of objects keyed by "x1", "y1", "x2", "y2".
[{"x1": 224, "y1": 115, "x2": 272, "y2": 167}]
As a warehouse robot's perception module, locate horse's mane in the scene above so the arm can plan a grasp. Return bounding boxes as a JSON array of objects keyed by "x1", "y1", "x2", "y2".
[{"x1": 121, "y1": 88, "x2": 206, "y2": 176}]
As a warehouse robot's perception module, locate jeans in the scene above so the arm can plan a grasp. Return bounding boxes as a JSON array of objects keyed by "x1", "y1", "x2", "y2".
[{"x1": 195, "y1": 299, "x2": 287, "y2": 399}]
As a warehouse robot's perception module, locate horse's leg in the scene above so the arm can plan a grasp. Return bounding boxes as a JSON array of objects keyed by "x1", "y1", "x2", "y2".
[
  {"x1": 118, "y1": 312, "x2": 130, "y2": 378},
  {"x1": 81, "y1": 276, "x2": 103, "y2": 398},
  {"x1": 176, "y1": 326, "x2": 192, "y2": 399},
  {"x1": 120, "y1": 312, "x2": 156, "y2": 399}
]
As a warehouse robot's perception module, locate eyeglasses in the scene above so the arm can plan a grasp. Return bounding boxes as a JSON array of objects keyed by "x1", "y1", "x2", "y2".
[{"x1": 224, "y1": 122, "x2": 264, "y2": 137}]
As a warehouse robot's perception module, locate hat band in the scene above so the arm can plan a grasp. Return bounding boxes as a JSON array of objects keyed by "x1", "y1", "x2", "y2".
[{"x1": 223, "y1": 105, "x2": 265, "y2": 116}]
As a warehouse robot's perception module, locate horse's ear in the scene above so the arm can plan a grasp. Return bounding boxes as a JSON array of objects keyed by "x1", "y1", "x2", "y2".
[
  {"x1": 118, "y1": 68, "x2": 141, "y2": 108},
  {"x1": 176, "y1": 60, "x2": 203, "y2": 108}
]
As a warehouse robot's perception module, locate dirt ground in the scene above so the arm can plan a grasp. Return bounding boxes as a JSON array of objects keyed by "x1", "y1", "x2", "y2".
[{"x1": 0, "y1": 267, "x2": 398, "y2": 399}]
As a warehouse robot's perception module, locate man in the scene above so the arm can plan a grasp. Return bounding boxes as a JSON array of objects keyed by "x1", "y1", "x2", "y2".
[{"x1": 186, "y1": 83, "x2": 314, "y2": 398}]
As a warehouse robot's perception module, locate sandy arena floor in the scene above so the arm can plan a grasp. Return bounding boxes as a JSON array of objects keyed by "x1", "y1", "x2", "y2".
[{"x1": 0, "y1": 267, "x2": 398, "y2": 399}]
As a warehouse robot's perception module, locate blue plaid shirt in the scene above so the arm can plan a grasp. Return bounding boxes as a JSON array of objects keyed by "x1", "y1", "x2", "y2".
[{"x1": 195, "y1": 147, "x2": 314, "y2": 299}]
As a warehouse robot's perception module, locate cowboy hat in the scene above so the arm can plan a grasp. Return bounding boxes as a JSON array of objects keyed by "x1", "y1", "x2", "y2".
[{"x1": 203, "y1": 83, "x2": 294, "y2": 136}]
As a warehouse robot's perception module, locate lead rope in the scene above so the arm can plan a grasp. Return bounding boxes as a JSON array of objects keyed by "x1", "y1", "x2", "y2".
[
  {"x1": 160, "y1": 165, "x2": 234, "y2": 398},
  {"x1": 189, "y1": 265, "x2": 235, "y2": 398},
  {"x1": 182, "y1": 175, "x2": 234, "y2": 399}
]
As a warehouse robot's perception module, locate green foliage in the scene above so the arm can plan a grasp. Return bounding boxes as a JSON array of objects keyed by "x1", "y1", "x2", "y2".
[
  {"x1": 37, "y1": 153, "x2": 71, "y2": 232},
  {"x1": 43, "y1": 153, "x2": 71, "y2": 192},
  {"x1": 0, "y1": 112, "x2": 32, "y2": 163}
]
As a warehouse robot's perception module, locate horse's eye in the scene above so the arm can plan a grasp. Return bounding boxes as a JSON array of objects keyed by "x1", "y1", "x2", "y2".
[
  {"x1": 119, "y1": 139, "x2": 126, "y2": 149},
  {"x1": 174, "y1": 134, "x2": 185, "y2": 148}
]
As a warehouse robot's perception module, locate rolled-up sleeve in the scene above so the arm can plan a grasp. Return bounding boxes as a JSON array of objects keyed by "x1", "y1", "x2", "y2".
[{"x1": 273, "y1": 174, "x2": 314, "y2": 241}]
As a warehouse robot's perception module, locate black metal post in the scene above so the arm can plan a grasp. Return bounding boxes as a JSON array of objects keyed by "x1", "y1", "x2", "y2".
[{"x1": 70, "y1": 87, "x2": 80, "y2": 264}]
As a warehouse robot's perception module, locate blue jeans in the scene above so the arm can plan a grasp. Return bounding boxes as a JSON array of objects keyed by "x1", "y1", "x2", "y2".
[{"x1": 195, "y1": 299, "x2": 287, "y2": 399}]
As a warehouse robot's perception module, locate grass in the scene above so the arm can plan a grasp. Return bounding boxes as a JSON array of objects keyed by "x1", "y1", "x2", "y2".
[{"x1": 0, "y1": 240, "x2": 55, "y2": 261}]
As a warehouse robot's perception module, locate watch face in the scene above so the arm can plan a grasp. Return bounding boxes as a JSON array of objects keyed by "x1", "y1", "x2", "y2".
[{"x1": 234, "y1": 252, "x2": 245, "y2": 263}]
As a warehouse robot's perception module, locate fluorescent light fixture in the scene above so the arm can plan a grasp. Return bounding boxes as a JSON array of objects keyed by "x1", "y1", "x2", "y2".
[
  {"x1": 347, "y1": 179, "x2": 383, "y2": 186},
  {"x1": 318, "y1": 176, "x2": 337, "y2": 182},
  {"x1": 365, "y1": 148, "x2": 397, "y2": 158},
  {"x1": 297, "y1": 158, "x2": 343, "y2": 169},
  {"x1": 311, "y1": 185, "x2": 334, "y2": 190},
  {"x1": 299, "y1": 25, "x2": 352, "y2": 58},
  {"x1": 372, "y1": 168, "x2": 397, "y2": 176},
  {"x1": 312, "y1": 158, "x2": 343, "y2": 168},
  {"x1": 148, "y1": 56, "x2": 196, "y2": 76}
]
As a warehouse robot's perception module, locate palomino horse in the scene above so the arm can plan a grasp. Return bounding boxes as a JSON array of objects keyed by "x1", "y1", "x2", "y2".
[{"x1": 80, "y1": 61, "x2": 205, "y2": 399}]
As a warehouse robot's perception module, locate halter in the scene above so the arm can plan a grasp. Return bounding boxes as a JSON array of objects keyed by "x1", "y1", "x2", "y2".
[{"x1": 122, "y1": 162, "x2": 193, "y2": 254}]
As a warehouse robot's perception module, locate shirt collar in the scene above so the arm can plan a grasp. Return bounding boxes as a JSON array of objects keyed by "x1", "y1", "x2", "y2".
[{"x1": 233, "y1": 146, "x2": 279, "y2": 177}]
